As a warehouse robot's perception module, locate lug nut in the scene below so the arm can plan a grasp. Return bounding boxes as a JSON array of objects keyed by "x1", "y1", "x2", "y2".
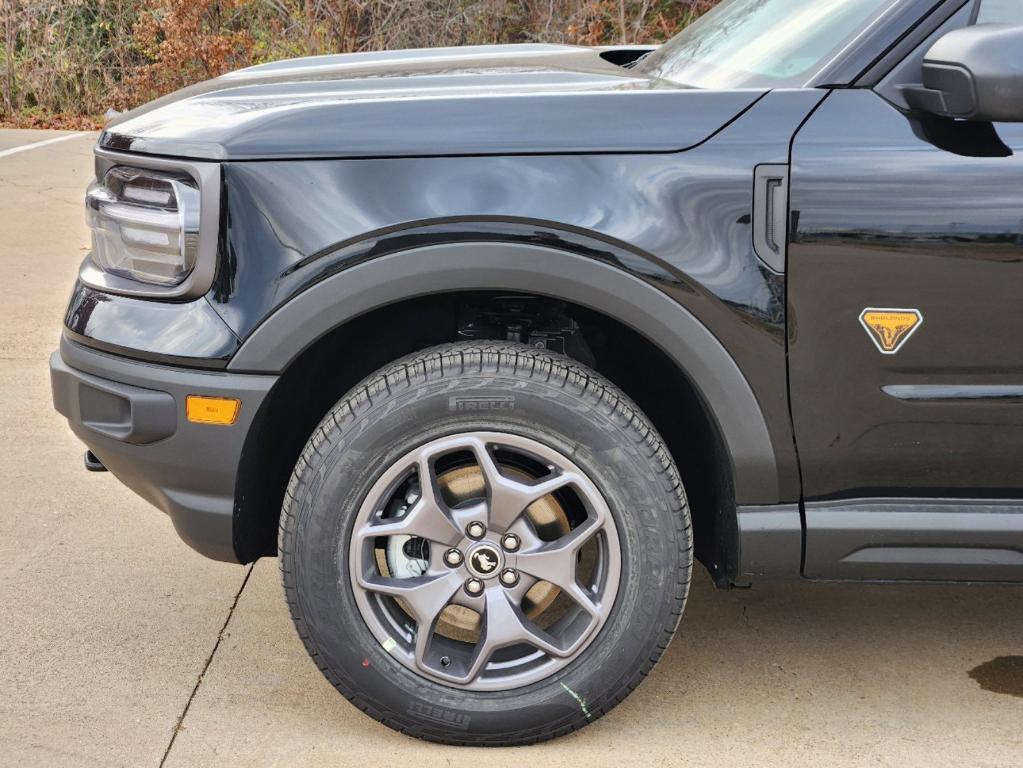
[
  {"x1": 466, "y1": 521, "x2": 486, "y2": 539},
  {"x1": 499, "y1": 569, "x2": 519, "y2": 587},
  {"x1": 501, "y1": 533, "x2": 520, "y2": 552},
  {"x1": 464, "y1": 577, "x2": 484, "y2": 596},
  {"x1": 444, "y1": 548, "x2": 463, "y2": 567}
]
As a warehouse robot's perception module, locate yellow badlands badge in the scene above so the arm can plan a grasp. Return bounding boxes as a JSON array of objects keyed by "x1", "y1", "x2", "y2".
[{"x1": 859, "y1": 308, "x2": 923, "y2": 355}]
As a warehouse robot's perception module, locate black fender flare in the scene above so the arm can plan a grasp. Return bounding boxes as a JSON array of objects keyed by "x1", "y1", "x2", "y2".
[{"x1": 227, "y1": 242, "x2": 780, "y2": 504}]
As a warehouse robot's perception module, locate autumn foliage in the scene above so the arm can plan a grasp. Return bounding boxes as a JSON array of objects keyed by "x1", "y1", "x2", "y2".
[
  {"x1": 1, "y1": 0, "x2": 717, "y2": 128},
  {"x1": 117, "y1": 0, "x2": 254, "y2": 108}
]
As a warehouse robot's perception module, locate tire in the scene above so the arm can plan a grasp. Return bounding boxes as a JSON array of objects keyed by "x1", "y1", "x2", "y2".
[{"x1": 279, "y1": 341, "x2": 692, "y2": 745}]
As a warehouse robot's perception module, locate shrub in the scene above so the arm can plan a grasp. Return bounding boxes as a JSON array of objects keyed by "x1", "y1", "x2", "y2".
[{"x1": 0, "y1": 0, "x2": 717, "y2": 127}]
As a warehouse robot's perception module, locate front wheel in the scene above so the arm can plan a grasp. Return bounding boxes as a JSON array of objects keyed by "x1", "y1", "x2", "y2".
[{"x1": 279, "y1": 342, "x2": 692, "y2": 745}]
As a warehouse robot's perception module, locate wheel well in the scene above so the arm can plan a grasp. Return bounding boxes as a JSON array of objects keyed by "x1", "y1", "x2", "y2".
[{"x1": 233, "y1": 292, "x2": 736, "y2": 583}]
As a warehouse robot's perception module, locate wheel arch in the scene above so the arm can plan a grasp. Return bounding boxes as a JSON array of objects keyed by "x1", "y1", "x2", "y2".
[{"x1": 229, "y1": 242, "x2": 781, "y2": 575}]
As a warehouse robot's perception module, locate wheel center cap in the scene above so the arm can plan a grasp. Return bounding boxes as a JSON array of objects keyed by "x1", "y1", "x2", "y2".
[{"x1": 466, "y1": 543, "x2": 503, "y2": 578}]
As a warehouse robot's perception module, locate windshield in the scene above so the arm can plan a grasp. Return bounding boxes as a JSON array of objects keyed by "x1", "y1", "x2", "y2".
[{"x1": 637, "y1": 0, "x2": 897, "y2": 89}]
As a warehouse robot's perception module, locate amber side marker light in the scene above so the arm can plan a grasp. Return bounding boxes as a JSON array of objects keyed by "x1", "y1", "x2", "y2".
[{"x1": 186, "y1": 395, "x2": 241, "y2": 425}]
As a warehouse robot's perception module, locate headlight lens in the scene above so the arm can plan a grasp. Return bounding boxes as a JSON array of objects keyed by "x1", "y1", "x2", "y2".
[{"x1": 86, "y1": 167, "x2": 201, "y2": 287}]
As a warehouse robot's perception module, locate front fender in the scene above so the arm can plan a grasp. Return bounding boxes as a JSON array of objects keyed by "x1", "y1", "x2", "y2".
[
  {"x1": 228, "y1": 241, "x2": 780, "y2": 505},
  {"x1": 210, "y1": 91, "x2": 825, "y2": 506}
]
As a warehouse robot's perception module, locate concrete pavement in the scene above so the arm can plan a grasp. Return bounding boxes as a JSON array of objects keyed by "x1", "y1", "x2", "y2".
[{"x1": 1, "y1": 128, "x2": 1021, "y2": 767}]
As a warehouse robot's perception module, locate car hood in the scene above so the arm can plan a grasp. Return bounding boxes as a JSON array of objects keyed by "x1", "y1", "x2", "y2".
[{"x1": 101, "y1": 44, "x2": 765, "y2": 160}]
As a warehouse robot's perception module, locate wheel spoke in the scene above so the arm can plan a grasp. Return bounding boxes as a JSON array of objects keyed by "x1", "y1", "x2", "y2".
[
  {"x1": 514, "y1": 519, "x2": 603, "y2": 614},
  {"x1": 356, "y1": 496, "x2": 463, "y2": 546},
  {"x1": 469, "y1": 438, "x2": 578, "y2": 532},
  {"x1": 355, "y1": 451, "x2": 465, "y2": 546},
  {"x1": 359, "y1": 571, "x2": 462, "y2": 628},
  {"x1": 463, "y1": 588, "x2": 568, "y2": 683}
]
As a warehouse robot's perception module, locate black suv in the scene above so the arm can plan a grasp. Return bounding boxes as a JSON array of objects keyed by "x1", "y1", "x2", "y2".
[{"x1": 51, "y1": 0, "x2": 1023, "y2": 746}]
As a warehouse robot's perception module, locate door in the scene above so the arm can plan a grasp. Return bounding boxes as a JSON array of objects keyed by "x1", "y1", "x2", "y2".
[{"x1": 787, "y1": 0, "x2": 1023, "y2": 580}]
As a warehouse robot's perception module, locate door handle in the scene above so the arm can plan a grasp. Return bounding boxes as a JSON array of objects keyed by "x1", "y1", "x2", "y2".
[{"x1": 752, "y1": 164, "x2": 790, "y2": 273}]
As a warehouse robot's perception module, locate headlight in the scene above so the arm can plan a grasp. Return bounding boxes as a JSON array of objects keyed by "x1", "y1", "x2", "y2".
[{"x1": 86, "y1": 167, "x2": 201, "y2": 287}]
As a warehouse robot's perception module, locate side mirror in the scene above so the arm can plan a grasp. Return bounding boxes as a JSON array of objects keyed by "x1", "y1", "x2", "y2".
[{"x1": 902, "y1": 24, "x2": 1023, "y2": 123}]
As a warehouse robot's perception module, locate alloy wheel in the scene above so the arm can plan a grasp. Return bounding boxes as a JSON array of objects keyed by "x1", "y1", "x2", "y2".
[{"x1": 349, "y1": 432, "x2": 622, "y2": 691}]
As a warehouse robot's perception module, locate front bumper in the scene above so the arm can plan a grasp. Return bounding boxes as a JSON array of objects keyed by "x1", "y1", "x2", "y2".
[{"x1": 50, "y1": 335, "x2": 277, "y2": 562}]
